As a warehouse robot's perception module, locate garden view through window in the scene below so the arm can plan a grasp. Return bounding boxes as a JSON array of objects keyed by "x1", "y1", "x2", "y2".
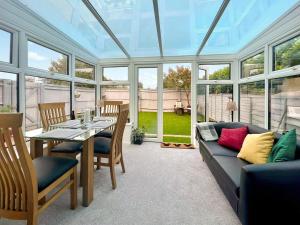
[
  {"x1": 0, "y1": 72, "x2": 17, "y2": 112},
  {"x1": 241, "y1": 52, "x2": 264, "y2": 78},
  {"x1": 75, "y1": 59, "x2": 95, "y2": 80},
  {"x1": 0, "y1": 29, "x2": 12, "y2": 63},
  {"x1": 199, "y1": 64, "x2": 230, "y2": 80}
]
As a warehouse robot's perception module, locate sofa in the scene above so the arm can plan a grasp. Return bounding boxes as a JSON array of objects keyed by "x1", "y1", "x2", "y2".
[{"x1": 196, "y1": 122, "x2": 300, "y2": 225}]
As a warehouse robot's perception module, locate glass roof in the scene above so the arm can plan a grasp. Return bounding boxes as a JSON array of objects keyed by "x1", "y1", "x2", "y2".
[
  {"x1": 90, "y1": 0, "x2": 160, "y2": 57},
  {"x1": 19, "y1": 0, "x2": 125, "y2": 58},
  {"x1": 158, "y1": 0, "x2": 223, "y2": 56},
  {"x1": 17, "y1": 0, "x2": 299, "y2": 59},
  {"x1": 202, "y1": 0, "x2": 299, "y2": 54}
]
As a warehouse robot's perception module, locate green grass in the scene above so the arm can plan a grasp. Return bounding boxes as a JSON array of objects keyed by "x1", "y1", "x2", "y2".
[{"x1": 138, "y1": 111, "x2": 191, "y2": 143}]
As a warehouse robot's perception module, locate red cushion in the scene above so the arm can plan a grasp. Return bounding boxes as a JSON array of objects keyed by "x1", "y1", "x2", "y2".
[{"x1": 218, "y1": 126, "x2": 248, "y2": 151}]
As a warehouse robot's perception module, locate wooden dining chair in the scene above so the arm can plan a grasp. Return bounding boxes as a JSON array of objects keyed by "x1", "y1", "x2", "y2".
[
  {"x1": 95, "y1": 100, "x2": 123, "y2": 139},
  {"x1": 38, "y1": 102, "x2": 82, "y2": 158},
  {"x1": 94, "y1": 104, "x2": 129, "y2": 189},
  {"x1": 0, "y1": 113, "x2": 78, "y2": 225}
]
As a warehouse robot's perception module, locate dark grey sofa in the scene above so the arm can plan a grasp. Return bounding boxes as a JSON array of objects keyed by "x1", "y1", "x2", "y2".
[{"x1": 197, "y1": 122, "x2": 300, "y2": 225}]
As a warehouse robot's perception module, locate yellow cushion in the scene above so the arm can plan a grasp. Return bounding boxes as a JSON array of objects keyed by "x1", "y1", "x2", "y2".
[{"x1": 237, "y1": 132, "x2": 275, "y2": 164}]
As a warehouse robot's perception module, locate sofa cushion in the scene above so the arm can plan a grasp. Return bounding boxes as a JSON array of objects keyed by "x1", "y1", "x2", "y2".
[
  {"x1": 213, "y1": 156, "x2": 249, "y2": 196},
  {"x1": 218, "y1": 126, "x2": 248, "y2": 151},
  {"x1": 33, "y1": 156, "x2": 78, "y2": 192},
  {"x1": 51, "y1": 141, "x2": 82, "y2": 153},
  {"x1": 201, "y1": 141, "x2": 238, "y2": 158},
  {"x1": 238, "y1": 132, "x2": 275, "y2": 164},
  {"x1": 214, "y1": 122, "x2": 245, "y2": 137}
]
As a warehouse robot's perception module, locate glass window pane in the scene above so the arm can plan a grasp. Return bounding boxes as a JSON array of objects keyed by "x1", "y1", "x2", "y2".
[
  {"x1": 0, "y1": 29, "x2": 12, "y2": 63},
  {"x1": 273, "y1": 35, "x2": 300, "y2": 71},
  {"x1": 158, "y1": 0, "x2": 223, "y2": 56},
  {"x1": 90, "y1": 0, "x2": 159, "y2": 57},
  {"x1": 19, "y1": 0, "x2": 125, "y2": 58},
  {"x1": 208, "y1": 84, "x2": 233, "y2": 122},
  {"x1": 138, "y1": 68, "x2": 158, "y2": 137},
  {"x1": 28, "y1": 41, "x2": 69, "y2": 75},
  {"x1": 196, "y1": 85, "x2": 206, "y2": 122},
  {"x1": 102, "y1": 67, "x2": 128, "y2": 81},
  {"x1": 239, "y1": 81, "x2": 265, "y2": 128},
  {"x1": 199, "y1": 64, "x2": 230, "y2": 80},
  {"x1": 241, "y1": 52, "x2": 264, "y2": 78},
  {"x1": 75, "y1": 59, "x2": 95, "y2": 80},
  {"x1": 25, "y1": 76, "x2": 71, "y2": 131},
  {"x1": 203, "y1": 0, "x2": 298, "y2": 54},
  {"x1": 0, "y1": 72, "x2": 17, "y2": 112},
  {"x1": 100, "y1": 85, "x2": 130, "y2": 122},
  {"x1": 270, "y1": 76, "x2": 300, "y2": 138},
  {"x1": 74, "y1": 83, "x2": 96, "y2": 113}
]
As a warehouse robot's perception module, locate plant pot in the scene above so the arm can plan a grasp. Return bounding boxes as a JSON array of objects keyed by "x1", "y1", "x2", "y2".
[{"x1": 132, "y1": 136, "x2": 144, "y2": 145}]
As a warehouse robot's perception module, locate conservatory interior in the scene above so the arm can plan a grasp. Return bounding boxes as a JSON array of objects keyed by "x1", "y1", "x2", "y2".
[{"x1": 0, "y1": 0, "x2": 300, "y2": 225}]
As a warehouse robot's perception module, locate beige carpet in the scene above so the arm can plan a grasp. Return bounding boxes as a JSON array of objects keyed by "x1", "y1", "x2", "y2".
[{"x1": 0, "y1": 142, "x2": 240, "y2": 225}]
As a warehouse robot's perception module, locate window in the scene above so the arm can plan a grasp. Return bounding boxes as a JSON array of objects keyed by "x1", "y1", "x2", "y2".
[
  {"x1": 0, "y1": 29, "x2": 12, "y2": 63},
  {"x1": 197, "y1": 84, "x2": 233, "y2": 122},
  {"x1": 102, "y1": 67, "x2": 128, "y2": 81},
  {"x1": 100, "y1": 85, "x2": 130, "y2": 121},
  {"x1": 199, "y1": 64, "x2": 230, "y2": 80},
  {"x1": 239, "y1": 81, "x2": 265, "y2": 127},
  {"x1": 75, "y1": 59, "x2": 95, "y2": 80},
  {"x1": 241, "y1": 52, "x2": 264, "y2": 78},
  {"x1": 273, "y1": 35, "x2": 300, "y2": 71},
  {"x1": 74, "y1": 83, "x2": 96, "y2": 113},
  {"x1": 196, "y1": 85, "x2": 206, "y2": 123},
  {"x1": 28, "y1": 41, "x2": 69, "y2": 75},
  {"x1": 0, "y1": 72, "x2": 17, "y2": 112},
  {"x1": 25, "y1": 76, "x2": 71, "y2": 130},
  {"x1": 269, "y1": 76, "x2": 300, "y2": 138}
]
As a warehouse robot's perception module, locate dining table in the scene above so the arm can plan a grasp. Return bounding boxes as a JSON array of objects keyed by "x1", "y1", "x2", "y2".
[{"x1": 25, "y1": 117, "x2": 116, "y2": 207}]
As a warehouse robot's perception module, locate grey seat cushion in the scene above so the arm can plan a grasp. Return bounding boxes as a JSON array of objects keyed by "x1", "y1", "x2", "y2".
[
  {"x1": 95, "y1": 130, "x2": 113, "y2": 138},
  {"x1": 201, "y1": 141, "x2": 238, "y2": 157},
  {"x1": 33, "y1": 156, "x2": 78, "y2": 192},
  {"x1": 94, "y1": 137, "x2": 111, "y2": 154},
  {"x1": 51, "y1": 141, "x2": 82, "y2": 153},
  {"x1": 213, "y1": 156, "x2": 249, "y2": 196}
]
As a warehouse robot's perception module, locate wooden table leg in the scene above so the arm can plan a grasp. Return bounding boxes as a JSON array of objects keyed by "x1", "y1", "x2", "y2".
[
  {"x1": 82, "y1": 136, "x2": 94, "y2": 207},
  {"x1": 30, "y1": 139, "x2": 44, "y2": 159}
]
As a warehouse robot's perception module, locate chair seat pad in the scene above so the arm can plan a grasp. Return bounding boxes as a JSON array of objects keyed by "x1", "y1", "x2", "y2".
[
  {"x1": 33, "y1": 156, "x2": 78, "y2": 192},
  {"x1": 94, "y1": 137, "x2": 111, "y2": 154},
  {"x1": 95, "y1": 130, "x2": 113, "y2": 138},
  {"x1": 51, "y1": 141, "x2": 82, "y2": 153}
]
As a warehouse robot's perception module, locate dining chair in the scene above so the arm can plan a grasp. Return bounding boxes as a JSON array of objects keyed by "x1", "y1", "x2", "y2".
[
  {"x1": 38, "y1": 102, "x2": 83, "y2": 183},
  {"x1": 95, "y1": 100, "x2": 123, "y2": 138},
  {"x1": 0, "y1": 113, "x2": 78, "y2": 225},
  {"x1": 94, "y1": 104, "x2": 129, "y2": 189}
]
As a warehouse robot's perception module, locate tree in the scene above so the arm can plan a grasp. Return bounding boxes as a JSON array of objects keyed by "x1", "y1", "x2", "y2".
[
  {"x1": 163, "y1": 66, "x2": 191, "y2": 106},
  {"x1": 48, "y1": 57, "x2": 68, "y2": 74}
]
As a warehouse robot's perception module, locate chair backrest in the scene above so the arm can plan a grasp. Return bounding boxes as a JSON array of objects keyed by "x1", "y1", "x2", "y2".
[
  {"x1": 101, "y1": 100, "x2": 123, "y2": 117},
  {"x1": 0, "y1": 113, "x2": 37, "y2": 216},
  {"x1": 110, "y1": 104, "x2": 129, "y2": 160},
  {"x1": 38, "y1": 102, "x2": 67, "y2": 130}
]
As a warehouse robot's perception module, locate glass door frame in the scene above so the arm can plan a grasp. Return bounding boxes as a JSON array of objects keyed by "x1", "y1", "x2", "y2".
[{"x1": 134, "y1": 64, "x2": 163, "y2": 142}]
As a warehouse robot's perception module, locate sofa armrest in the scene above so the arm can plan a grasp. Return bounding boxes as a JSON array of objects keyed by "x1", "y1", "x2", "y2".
[{"x1": 239, "y1": 160, "x2": 300, "y2": 225}]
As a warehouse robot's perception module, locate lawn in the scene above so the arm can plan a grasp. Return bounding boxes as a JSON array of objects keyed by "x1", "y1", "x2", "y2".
[{"x1": 138, "y1": 112, "x2": 191, "y2": 143}]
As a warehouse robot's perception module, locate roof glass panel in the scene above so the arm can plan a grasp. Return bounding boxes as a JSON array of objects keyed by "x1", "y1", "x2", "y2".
[
  {"x1": 158, "y1": 0, "x2": 223, "y2": 56},
  {"x1": 90, "y1": 0, "x2": 159, "y2": 57},
  {"x1": 18, "y1": 0, "x2": 125, "y2": 58},
  {"x1": 202, "y1": 0, "x2": 299, "y2": 54}
]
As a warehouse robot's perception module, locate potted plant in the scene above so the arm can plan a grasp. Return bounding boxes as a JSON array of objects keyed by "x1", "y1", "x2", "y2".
[{"x1": 131, "y1": 127, "x2": 145, "y2": 145}]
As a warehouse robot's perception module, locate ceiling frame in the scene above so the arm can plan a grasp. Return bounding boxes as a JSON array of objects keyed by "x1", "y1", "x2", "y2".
[
  {"x1": 196, "y1": 0, "x2": 230, "y2": 56},
  {"x1": 152, "y1": 0, "x2": 163, "y2": 57},
  {"x1": 82, "y1": 0, "x2": 131, "y2": 59}
]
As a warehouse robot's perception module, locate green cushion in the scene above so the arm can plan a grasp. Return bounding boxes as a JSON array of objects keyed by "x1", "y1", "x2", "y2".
[{"x1": 268, "y1": 129, "x2": 297, "y2": 163}]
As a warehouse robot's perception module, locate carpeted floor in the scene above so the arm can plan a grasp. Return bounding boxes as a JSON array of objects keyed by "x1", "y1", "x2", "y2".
[{"x1": 0, "y1": 142, "x2": 240, "y2": 225}]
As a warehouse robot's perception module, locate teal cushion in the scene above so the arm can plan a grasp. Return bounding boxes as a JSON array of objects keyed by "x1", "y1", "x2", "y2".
[
  {"x1": 268, "y1": 129, "x2": 297, "y2": 163},
  {"x1": 94, "y1": 137, "x2": 111, "y2": 154}
]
